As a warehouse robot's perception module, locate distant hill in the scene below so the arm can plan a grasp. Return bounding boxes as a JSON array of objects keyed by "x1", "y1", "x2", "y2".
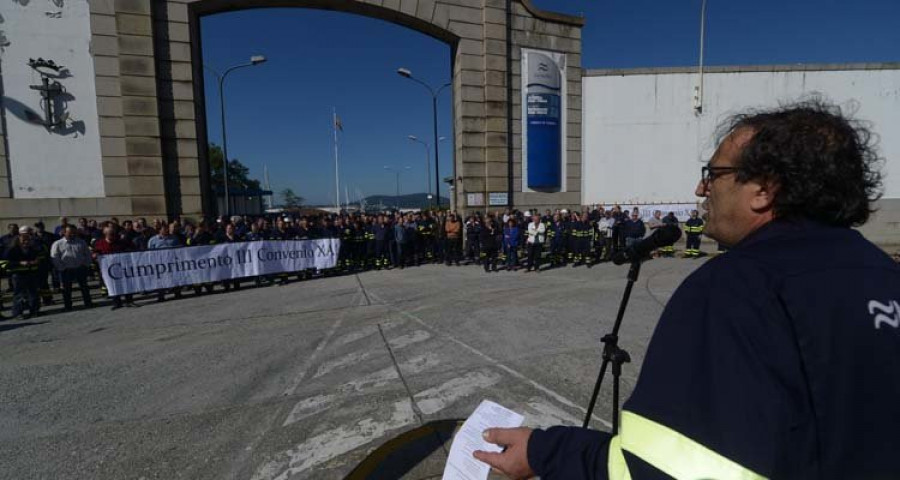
[{"x1": 363, "y1": 193, "x2": 449, "y2": 210}]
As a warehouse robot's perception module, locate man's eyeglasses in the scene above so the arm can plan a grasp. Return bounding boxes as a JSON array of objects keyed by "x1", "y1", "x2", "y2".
[{"x1": 701, "y1": 165, "x2": 740, "y2": 184}]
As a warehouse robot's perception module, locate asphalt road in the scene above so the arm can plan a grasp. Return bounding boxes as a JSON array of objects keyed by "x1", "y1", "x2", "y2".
[{"x1": 0, "y1": 257, "x2": 705, "y2": 480}]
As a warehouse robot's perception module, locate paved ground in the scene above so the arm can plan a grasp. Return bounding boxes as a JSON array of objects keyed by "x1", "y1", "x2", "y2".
[{"x1": 0, "y1": 258, "x2": 706, "y2": 480}]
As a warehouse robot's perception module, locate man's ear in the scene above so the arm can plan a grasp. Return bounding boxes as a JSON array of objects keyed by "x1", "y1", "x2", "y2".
[{"x1": 749, "y1": 178, "x2": 778, "y2": 213}]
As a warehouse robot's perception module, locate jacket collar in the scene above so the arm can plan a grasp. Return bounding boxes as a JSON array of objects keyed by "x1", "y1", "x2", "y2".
[{"x1": 731, "y1": 218, "x2": 828, "y2": 251}]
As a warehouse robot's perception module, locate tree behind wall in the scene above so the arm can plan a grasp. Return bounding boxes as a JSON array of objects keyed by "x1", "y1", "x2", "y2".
[
  {"x1": 209, "y1": 143, "x2": 262, "y2": 191},
  {"x1": 280, "y1": 188, "x2": 304, "y2": 209}
]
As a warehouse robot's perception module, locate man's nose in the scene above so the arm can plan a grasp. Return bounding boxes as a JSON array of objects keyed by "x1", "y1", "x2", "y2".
[{"x1": 695, "y1": 179, "x2": 709, "y2": 198}]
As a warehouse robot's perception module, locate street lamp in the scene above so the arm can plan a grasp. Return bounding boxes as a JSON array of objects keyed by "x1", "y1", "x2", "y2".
[
  {"x1": 408, "y1": 135, "x2": 445, "y2": 208},
  {"x1": 384, "y1": 165, "x2": 411, "y2": 211},
  {"x1": 205, "y1": 55, "x2": 267, "y2": 215},
  {"x1": 397, "y1": 67, "x2": 450, "y2": 208}
]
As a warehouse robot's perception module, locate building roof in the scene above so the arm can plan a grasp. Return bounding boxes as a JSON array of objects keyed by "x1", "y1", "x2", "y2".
[{"x1": 583, "y1": 62, "x2": 900, "y2": 77}]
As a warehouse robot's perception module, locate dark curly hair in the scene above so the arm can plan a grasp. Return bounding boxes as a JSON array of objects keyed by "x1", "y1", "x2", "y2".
[{"x1": 718, "y1": 97, "x2": 883, "y2": 227}]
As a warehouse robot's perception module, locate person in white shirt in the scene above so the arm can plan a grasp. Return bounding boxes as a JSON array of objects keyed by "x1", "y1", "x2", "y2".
[
  {"x1": 645, "y1": 210, "x2": 664, "y2": 236},
  {"x1": 525, "y1": 213, "x2": 547, "y2": 272},
  {"x1": 50, "y1": 225, "x2": 94, "y2": 311}
]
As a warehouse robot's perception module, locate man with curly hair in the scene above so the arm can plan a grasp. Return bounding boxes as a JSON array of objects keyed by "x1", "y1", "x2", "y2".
[{"x1": 474, "y1": 99, "x2": 900, "y2": 479}]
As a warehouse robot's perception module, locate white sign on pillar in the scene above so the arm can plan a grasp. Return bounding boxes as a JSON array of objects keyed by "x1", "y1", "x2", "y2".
[{"x1": 0, "y1": 0, "x2": 105, "y2": 198}]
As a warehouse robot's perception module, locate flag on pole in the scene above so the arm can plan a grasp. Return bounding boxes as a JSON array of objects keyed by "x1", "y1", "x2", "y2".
[{"x1": 333, "y1": 108, "x2": 341, "y2": 210}]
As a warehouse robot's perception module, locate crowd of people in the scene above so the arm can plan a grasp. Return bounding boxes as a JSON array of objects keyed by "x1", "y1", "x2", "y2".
[{"x1": 0, "y1": 206, "x2": 707, "y2": 320}]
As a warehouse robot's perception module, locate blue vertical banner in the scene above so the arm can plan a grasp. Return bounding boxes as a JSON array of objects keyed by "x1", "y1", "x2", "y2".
[{"x1": 523, "y1": 50, "x2": 565, "y2": 192}]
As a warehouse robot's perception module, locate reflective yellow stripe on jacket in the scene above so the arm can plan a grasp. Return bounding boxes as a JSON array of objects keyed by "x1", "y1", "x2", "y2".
[{"x1": 608, "y1": 410, "x2": 767, "y2": 480}]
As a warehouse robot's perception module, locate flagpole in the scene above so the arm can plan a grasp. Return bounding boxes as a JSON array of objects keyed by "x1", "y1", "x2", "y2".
[
  {"x1": 695, "y1": 0, "x2": 708, "y2": 114},
  {"x1": 333, "y1": 108, "x2": 340, "y2": 210},
  {"x1": 263, "y1": 164, "x2": 272, "y2": 210}
]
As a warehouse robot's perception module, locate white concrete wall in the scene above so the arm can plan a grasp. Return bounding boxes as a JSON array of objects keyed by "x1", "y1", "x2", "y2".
[
  {"x1": 582, "y1": 68, "x2": 900, "y2": 206},
  {"x1": 1, "y1": 0, "x2": 104, "y2": 198}
]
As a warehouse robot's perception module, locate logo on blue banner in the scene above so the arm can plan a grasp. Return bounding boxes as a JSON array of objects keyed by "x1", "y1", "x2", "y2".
[{"x1": 524, "y1": 51, "x2": 562, "y2": 191}]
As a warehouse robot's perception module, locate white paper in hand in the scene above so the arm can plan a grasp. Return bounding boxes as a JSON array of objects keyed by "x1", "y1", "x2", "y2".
[{"x1": 442, "y1": 400, "x2": 525, "y2": 480}]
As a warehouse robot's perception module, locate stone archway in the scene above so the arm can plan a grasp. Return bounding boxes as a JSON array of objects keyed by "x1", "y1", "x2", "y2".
[
  {"x1": 0, "y1": 0, "x2": 583, "y2": 225},
  {"x1": 156, "y1": 0, "x2": 583, "y2": 217}
]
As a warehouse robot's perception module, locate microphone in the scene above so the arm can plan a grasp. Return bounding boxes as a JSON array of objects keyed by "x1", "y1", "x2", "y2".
[{"x1": 612, "y1": 225, "x2": 682, "y2": 265}]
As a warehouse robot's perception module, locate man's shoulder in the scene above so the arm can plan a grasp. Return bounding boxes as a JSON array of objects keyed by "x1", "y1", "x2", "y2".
[
  {"x1": 684, "y1": 224, "x2": 897, "y2": 298},
  {"x1": 675, "y1": 251, "x2": 771, "y2": 303},
  {"x1": 737, "y1": 222, "x2": 896, "y2": 277}
]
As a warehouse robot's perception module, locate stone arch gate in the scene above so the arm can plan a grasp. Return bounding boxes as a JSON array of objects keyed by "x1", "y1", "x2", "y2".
[{"x1": 0, "y1": 0, "x2": 583, "y2": 224}]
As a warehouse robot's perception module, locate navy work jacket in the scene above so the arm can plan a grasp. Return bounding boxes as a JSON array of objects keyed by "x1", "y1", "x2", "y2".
[{"x1": 527, "y1": 219, "x2": 900, "y2": 479}]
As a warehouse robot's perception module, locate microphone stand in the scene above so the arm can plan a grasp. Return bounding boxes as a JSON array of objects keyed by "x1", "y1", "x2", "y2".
[{"x1": 582, "y1": 258, "x2": 641, "y2": 434}]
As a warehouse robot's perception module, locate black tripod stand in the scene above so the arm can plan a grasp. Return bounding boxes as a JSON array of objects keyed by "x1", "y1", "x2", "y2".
[{"x1": 582, "y1": 259, "x2": 641, "y2": 434}]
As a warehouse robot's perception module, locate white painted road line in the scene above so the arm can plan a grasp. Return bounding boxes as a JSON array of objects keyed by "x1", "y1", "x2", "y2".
[
  {"x1": 256, "y1": 399, "x2": 418, "y2": 480},
  {"x1": 282, "y1": 352, "x2": 443, "y2": 427},
  {"x1": 414, "y1": 370, "x2": 502, "y2": 416},
  {"x1": 387, "y1": 329, "x2": 432, "y2": 349},
  {"x1": 281, "y1": 290, "x2": 361, "y2": 397},
  {"x1": 368, "y1": 291, "x2": 612, "y2": 429}
]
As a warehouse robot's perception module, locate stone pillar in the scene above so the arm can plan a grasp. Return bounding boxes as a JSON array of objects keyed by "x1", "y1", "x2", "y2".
[
  {"x1": 153, "y1": 1, "x2": 203, "y2": 219},
  {"x1": 106, "y1": 0, "x2": 168, "y2": 217},
  {"x1": 508, "y1": 0, "x2": 583, "y2": 212}
]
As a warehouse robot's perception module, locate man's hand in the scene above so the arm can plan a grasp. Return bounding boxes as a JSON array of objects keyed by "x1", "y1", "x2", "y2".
[{"x1": 473, "y1": 427, "x2": 535, "y2": 480}]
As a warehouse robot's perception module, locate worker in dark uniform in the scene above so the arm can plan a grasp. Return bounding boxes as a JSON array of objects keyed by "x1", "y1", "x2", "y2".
[
  {"x1": 405, "y1": 214, "x2": 419, "y2": 266},
  {"x1": 345, "y1": 217, "x2": 358, "y2": 271},
  {"x1": 548, "y1": 214, "x2": 565, "y2": 268},
  {"x1": 390, "y1": 214, "x2": 406, "y2": 269},
  {"x1": 465, "y1": 215, "x2": 482, "y2": 265},
  {"x1": 373, "y1": 215, "x2": 389, "y2": 270},
  {"x1": 33, "y1": 221, "x2": 58, "y2": 306},
  {"x1": 474, "y1": 100, "x2": 900, "y2": 479},
  {"x1": 622, "y1": 210, "x2": 646, "y2": 250},
  {"x1": 337, "y1": 217, "x2": 353, "y2": 272},
  {"x1": 479, "y1": 214, "x2": 500, "y2": 273},
  {"x1": 541, "y1": 210, "x2": 554, "y2": 255},
  {"x1": 418, "y1": 212, "x2": 435, "y2": 263},
  {"x1": 494, "y1": 212, "x2": 507, "y2": 266},
  {"x1": 1, "y1": 224, "x2": 19, "y2": 303},
  {"x1": 659, "y1": 211, "x2": 679, "y2": 257},
  {"x1": 683, "y1": 209, "x2": 705, "y2": 257},
  {"x1": 352, "y1": 218, "x2": 367, "y2": 271},
  {"x1": 609, "y1": 205, "x2": 626, "y2": 256},
  {"x1": 434, "y1": 211, "x2": 447, "y2": 264},
  {"x1": 570, "y1": 212, "x2": 592, "y2": 267},
  {"x1": 5, "y1": 226, "x2": 45, "y2": 319},
  {"x1": 363, "y1": 216, "x2": 376, "y2": 270},
  {"x1": 564, "y1": 212, "x2": 578, "y2": 265}
]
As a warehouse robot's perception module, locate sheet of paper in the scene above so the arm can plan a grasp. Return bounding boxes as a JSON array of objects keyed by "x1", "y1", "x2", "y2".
[{"x1": 442, "y1": 400, "x2": 525, "y2": 480}]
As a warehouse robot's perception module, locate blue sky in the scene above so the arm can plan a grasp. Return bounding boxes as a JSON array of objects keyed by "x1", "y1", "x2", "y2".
[{"x1": 200, "y1": 0, "x2": 900, "y2": 206}]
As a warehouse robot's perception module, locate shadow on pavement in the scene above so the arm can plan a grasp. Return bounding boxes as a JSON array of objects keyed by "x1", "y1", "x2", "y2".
[
  {"x1": 346, "y1": 419, "x2": 462, "y2": 480},
  {"x1": 0, "y1": 321, "x2": 49, "y2": 333}
]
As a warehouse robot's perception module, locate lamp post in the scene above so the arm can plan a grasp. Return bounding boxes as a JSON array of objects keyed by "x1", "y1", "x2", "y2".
[
  {"x1": 397, "y1": 68, "x2": 450, "y2": 209},
  {"x1": 694, "y1": 0, "x2": 708, "y2": 114},
  {"x1": 205, "y1": 55, "x2": 267, "y2": 215},
  {"x1": 384, "y1": 165, "x2": 411, "y2": 211},
  {"x1": 408, "y1": 135, "x2": 445, "y2": 208}
]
